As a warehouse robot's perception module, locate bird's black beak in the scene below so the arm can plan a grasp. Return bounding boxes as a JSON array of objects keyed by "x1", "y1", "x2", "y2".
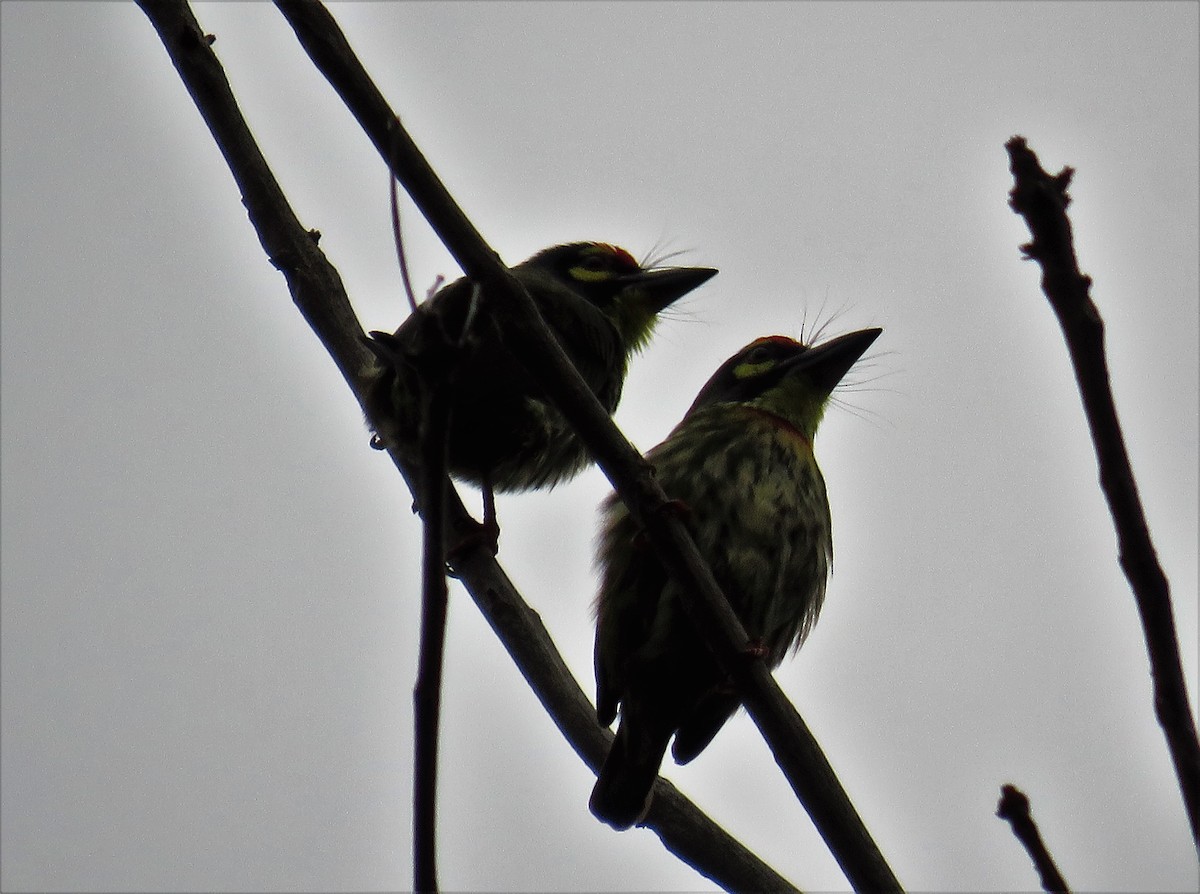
[
  {"x1": 785, "y1": 327, "x2": 882, "y2": 395},
  {"x1": 621, "y1": 265, "x2": 718, "y2": 313}
]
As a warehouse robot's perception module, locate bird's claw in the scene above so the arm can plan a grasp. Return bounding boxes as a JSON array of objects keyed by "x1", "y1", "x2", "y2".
[{"x1": 445, "y1": 517, "x2": 500, "y2": 574}]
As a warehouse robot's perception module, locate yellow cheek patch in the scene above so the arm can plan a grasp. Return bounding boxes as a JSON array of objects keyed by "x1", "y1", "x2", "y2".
[
  {"x1": 569, "y1": 265, "x2": 615, "y2": 283},
  {"x1": 734, "y1": 360, "x2": 776, "y2": 379}
]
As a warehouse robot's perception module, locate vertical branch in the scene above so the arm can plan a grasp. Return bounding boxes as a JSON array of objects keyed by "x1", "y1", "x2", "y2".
[
  {"x1": 412, "y1": 368, "x2": 452, "y2": 893},
  {"x1": 1006, "y1": 136, "x2": 1200, "y2": 849}
]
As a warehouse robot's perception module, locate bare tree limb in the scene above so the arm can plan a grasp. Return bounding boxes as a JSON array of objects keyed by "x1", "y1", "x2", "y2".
[
  {"x1": 134, "y1": 1, "x2": 803, "y2": 889},
  {"x1": 272, "y1": 1, "x2": 901, "y2": 890},
  {"x1": 996, "y1": 784, "x2": 1070, "y2": 893},
  {"x1": 1006, "y1": 135, "x2": 1200, "y2": 851}
]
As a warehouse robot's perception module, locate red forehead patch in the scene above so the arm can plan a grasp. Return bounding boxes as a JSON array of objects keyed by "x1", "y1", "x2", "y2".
[
  {"x1": 592, "y1": 243, "x2": 639, "y2": 270},
  {"x1": 747, "y1": 335, "x2": 801, "y2": 350}
]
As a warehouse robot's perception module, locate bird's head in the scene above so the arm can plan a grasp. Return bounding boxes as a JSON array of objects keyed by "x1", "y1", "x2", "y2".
[
  {"x1": 520, "y1": 242, "x2": 717, "y2": 352},
  {"x1": 686, "y1": 328, "x2": 882, "y2": 440}
]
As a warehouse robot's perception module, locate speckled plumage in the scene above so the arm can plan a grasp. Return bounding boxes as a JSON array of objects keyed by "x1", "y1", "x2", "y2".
[{"x1": 590, "y1": 329, "x2": 881, "y2": 830}]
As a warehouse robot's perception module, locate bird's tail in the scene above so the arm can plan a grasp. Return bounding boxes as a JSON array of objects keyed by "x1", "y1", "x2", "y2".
[{"x1": 589, "y1": 713, "x2": 673, "y2": 831}]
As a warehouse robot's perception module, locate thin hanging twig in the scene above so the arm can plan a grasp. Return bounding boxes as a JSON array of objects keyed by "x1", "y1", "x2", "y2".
[
  {"x1": 389, "y1": 162, "x2": 419, "y2": 315},
  {"x1": 411, "y1": 348, "x2": 457, "y2": 893}
]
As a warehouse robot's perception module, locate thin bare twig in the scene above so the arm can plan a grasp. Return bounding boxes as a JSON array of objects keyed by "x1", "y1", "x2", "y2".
[
  {"x1": 272, "y1": 2, "x2": 901, "y2": 890},
  {"x1": 996, "y1": 784, "x2": 1070, "y2": 893},
  {"x1": 135, "y1": 2, "x2": 801, "y2": 889},
  {"x1": 1006, "y1": 135, "x2": 1200, "y2": 850},
  {"x1": 389, "y1": 164, "x2": 419, "y2": 314}
]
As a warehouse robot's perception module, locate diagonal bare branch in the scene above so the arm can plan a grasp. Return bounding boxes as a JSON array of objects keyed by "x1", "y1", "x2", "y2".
[
  {"x1": 134, "y1": 1, "x2": 804, "y2": 889},
  {"x1": 271, "y1": 1, "x2": 901, "y2": 890}
]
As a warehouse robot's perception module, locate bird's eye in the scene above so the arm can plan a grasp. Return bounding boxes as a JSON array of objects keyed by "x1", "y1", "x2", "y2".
[
  {"x1": 731, "y1": 343, "x2": 779, "y2": 381},
  {"x1": 569, "y1": 251, "x2": 619, "y2": 283}
]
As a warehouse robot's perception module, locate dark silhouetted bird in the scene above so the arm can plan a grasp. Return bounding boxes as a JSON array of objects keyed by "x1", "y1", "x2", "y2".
[
  {"x1": 363, "y1": 243, "x2": 716, "y2": 499},
  {"x1": 590, "y1": 328, "x2": 881, "y2": 829}
]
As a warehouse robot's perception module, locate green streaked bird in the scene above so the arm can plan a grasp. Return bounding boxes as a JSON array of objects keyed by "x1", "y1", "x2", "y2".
[
  {"x1": 362, "y1": 242, "x2": 716, "y2": 495},
  {"x1": 590, "y1": 327, "x2": 881, "y2": 830}
]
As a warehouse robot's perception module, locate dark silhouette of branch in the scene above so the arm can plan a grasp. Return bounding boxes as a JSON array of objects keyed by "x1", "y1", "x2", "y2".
[
  {"x1": 996, "y1": 784, "x2": 1070, "y2": 893},
  {"x1": 133, "y1": 3, "x2": 369, "y2": 399},
  {"x1": 1006, "y1": 135, "x2": 1200, "y2": 850},
  {"x1": 393, "y1": 155, "x2": 455, "y2": 894},
  {"x1": 135, "y1": 1, "x2": 801, "y2": 890},
  {"x1": 413, "y1": 355, "x2": 456, "y2": 894},
  {"x1": 273, "y1": 3, "x2": 901, "y2": 891}
]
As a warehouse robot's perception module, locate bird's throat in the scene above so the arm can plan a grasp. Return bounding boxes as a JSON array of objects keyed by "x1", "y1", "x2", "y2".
[{"x1": 737, "y1": 405, "x2": 813, "y2": 450}]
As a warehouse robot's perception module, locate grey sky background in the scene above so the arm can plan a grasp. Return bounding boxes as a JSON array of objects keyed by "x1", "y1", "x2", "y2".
[{"x1": 2, "y1": 2, "x2": 1197, "y2": 891}]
